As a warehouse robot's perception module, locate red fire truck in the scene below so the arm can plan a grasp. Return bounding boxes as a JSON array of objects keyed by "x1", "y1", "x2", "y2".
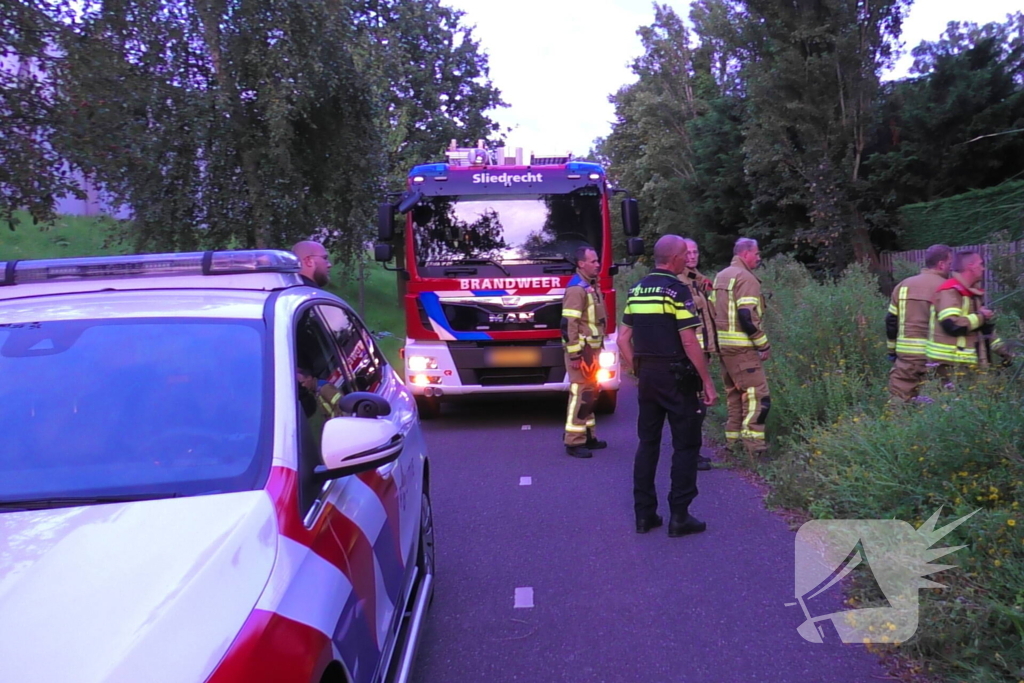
[{"x1": 374, "y1": 143, "x2": 643, "y2": 418}]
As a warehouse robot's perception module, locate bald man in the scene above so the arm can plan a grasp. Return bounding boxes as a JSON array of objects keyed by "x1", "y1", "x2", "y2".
[
  {"x1": 292, "y1": 240, "x2": 332, "y2": 287},
  {"x1": 618, "y1": 234, "x2": 717, "y2": 537}
]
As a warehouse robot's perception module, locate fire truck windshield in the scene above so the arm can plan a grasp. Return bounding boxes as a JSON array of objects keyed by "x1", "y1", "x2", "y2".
[{"x1": 411, "y1": 189, "x2": 603, "y2": 273}]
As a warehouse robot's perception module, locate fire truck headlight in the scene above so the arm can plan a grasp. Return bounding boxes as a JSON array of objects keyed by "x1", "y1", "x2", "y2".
[
  {"x1": 599, "y1": 351, "x2": 616, "y2": 368},
  {"x1": 408, "y1": 356, "x2": 438, "y2": 371},
  {"x1": 588, "y1": 172, "x2": 601, "y2": 180},
  {"x1": 597, "y1": 369, "x2": 612, "y2": 383}
]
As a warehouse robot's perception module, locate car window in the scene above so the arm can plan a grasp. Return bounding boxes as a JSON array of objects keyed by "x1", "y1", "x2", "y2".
[
  {"x1": 293, "y1": 307, "x2": 350, "y2": 514},
  {"x1": 0, "y1": 319, "x2": 268, "y2": 503},
  {"x1": 317, "y1": 305, "x2": 385, "y2": 393}
]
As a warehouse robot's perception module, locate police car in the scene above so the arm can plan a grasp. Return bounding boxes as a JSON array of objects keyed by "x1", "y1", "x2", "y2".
[{"x1": 0, "y1": 250, "x2": 434, "y2": 683}]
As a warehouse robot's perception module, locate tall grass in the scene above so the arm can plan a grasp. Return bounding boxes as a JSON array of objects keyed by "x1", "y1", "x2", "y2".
[{"x1": 744, "y1": 257, "x2": 1024, "y2": 683}]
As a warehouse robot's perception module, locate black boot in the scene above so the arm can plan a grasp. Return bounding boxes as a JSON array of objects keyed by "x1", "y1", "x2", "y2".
[
  {"x1": 565, "y1": 445, "x2": 593, "y2": 459},
  {"x1": 636, "y1": 513, "x2": 663, "y2": 534},
  {"x1": 585, "y1": 435, "x2": 608, "y2": 450},
  {"x1": 668, "y1": 512, "x2": 707, "y2": 537},
  {"x1": 697, "y1": 455, "x2": 712, "y2": 471}
]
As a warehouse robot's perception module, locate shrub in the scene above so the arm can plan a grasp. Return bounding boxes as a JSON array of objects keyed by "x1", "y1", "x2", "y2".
[{"x1": 758, "y1": 257, "x2": 891, "y2": 444}]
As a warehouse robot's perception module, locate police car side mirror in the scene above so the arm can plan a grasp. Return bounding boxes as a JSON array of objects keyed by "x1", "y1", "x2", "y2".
[
  {"x1": 339, "y1": 391, "x2": 392, "y2": 418},
  {"x1": 316, "y1": 415, "x2": 402, "y2": 481}
]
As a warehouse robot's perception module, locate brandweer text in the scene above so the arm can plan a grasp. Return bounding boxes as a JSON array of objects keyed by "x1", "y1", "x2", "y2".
[{"x1": 459, "y1": 277, "x2": 563, "y2": 290}]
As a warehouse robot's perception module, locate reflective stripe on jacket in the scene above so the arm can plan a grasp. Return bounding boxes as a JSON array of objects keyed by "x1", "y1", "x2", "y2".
[
  {"x1": 712, "y1": 256, "x2": 768, "y2": 353},
  {"x1": 886, "y1": 268, "x2": 946, "y2": 359},
  {"x1": 679, "y1": 267, "x2": 719, "y2": 354},
  {"x1": 561, "y1": 271, "x2": 606, "y2": 357},
  {"x1": 927, "y1": 275, "x2": 1001, "y2": 366}
]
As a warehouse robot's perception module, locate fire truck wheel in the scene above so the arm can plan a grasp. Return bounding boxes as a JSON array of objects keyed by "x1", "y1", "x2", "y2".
[
  {"x1": 595, "y1": 389, "x2": 617, "y2": 414},
  {"x1": 415, "y1": 395, "x2": 442, "y2": 419}
]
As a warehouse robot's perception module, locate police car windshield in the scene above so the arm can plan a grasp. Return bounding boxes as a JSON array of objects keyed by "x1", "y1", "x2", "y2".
[
  {"x1": 412, "y1": 188, "x2": 603, "y2": 273},
  {"x1": 0, "y1": 318, "x2": 269, "y2": 506}
]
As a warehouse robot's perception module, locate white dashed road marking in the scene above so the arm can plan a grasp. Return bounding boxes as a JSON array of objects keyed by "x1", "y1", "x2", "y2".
[
  {"x1": 514, "y1": 587, "x2": 534, "y2": 609},
  {"x1": 520, "y1": 476, "x2": 532, "y2": 486},
  {"x1": 522, "y1": 425, "x2": 531, "y2": 430}
]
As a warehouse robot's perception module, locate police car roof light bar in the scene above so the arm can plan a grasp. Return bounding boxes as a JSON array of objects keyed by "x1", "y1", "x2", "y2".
[{"x1": 0, "y1": 250, "x2": 300, "y2": 286}]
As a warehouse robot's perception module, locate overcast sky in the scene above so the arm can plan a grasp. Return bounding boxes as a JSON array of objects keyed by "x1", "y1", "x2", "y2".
[{"x1": 445, "y1": 0, "x2": 1022, "y2": 158}]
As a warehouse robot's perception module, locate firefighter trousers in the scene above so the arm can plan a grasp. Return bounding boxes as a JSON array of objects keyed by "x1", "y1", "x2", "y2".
[
  {"x1": 720, "y1": 351, "x2": 770, "y2": 454},
  {"x1": 888, "y1": 355, "x2": 927, "y2": 402},
  {"x1": 564, "y1": 378, "x2": 599, "y2": 446}
]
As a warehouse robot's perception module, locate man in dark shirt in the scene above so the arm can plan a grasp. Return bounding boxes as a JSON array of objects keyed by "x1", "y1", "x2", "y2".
[
  {"x1": 292, "y1": 240, "x2": 332, "y2": 288},
  {"x1": 617, "y1": 235, "x2": 717, "y2": 537}
]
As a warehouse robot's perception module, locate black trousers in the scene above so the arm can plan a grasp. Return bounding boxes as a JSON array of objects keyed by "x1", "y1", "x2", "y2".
[{"x1": 633, "y1": 360, "x2": 705, "y2": 519}]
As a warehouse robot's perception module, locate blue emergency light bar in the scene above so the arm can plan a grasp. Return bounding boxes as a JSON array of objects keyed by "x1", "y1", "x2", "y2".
[{"x1": 0, "y1": 250, "x2": 300, "y2": 287}]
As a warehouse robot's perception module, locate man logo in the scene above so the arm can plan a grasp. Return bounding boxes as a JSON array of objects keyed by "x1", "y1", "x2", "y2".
[
  {"x1": 500, "y1": 296, "x2": 521, "y2": 308},
  {"x1": 488, "y1": 312, "x2": 534, "y2": 324},
  {"x1": 788, "y1": 508, "x2": 977, "y2": 644}
]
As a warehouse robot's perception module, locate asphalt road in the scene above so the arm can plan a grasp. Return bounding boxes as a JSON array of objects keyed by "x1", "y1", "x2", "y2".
[{"x1": 413, "y1": 378, "x2": 885, "y2": 683}]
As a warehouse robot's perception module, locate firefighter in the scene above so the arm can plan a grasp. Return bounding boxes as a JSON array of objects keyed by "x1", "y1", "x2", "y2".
[
  {"x1": 927, "y1": 250, "x2": 1007, "y2": 381},
  {"x1": 561, "y1": 245, "x2": 607, "y2": 458},
  {"x1": 885, "y1": 244, "x2": 951, "y2": 403},
  {"x1": 617, "y1": 235, "x2": 717, "y2": 536},
  {"x1": 679, "y1": 238, "x2": 718, "y2": 470},
  {"x1": 712, "y1": 238, "x2": 771, "y2": 457}
]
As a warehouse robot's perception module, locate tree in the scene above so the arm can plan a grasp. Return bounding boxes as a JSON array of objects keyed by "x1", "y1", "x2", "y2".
[
  {"x1": 865, "y1": 14, "x2": 1024, "y2": 209},
  {"x1": 0, "y1": 0, "x2": 82, "y2": 229},
  {"x1": 51, "y1": 0, "x2": 382, "y2": 262},
  {"x1": 351, "y1": 0, "x2": 506, "y2": 189},
  {"x1": 738, "y1": 0, "x2": 912, "y2": 273}
]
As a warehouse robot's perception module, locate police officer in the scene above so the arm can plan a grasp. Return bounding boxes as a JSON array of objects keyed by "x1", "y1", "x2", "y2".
[
  {"x1": 292, "y1": 240, "x2": 332, "y2": 288},
  {"x1": 679, "y1": 238, "x2": 718, "y2": 470},
  {"x1": 618, "y1": 235, "x2": 717, "y2": 537},
  {"x1": 561, "y1": 245, "x2": 607, "y2": 458}
]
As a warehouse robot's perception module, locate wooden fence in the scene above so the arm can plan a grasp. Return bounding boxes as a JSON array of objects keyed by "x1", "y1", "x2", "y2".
[{"x1": 880, "y1": 240, "x2": 1023, "y2": 299}]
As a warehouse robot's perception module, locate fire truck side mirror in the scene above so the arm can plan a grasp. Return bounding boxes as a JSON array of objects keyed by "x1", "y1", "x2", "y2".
[
  {"x1": 626, "y1": 238, "x2": 645, "y2": 257},
  {"x1": 374, "y1": 243, "x2": 394, "y2": 263},
  {"x1": 377, "y1": 203, "x2": 396, "y2": 241},
  {"x1": 621, "y1": 198, "x2": 640, "y2": 237}
]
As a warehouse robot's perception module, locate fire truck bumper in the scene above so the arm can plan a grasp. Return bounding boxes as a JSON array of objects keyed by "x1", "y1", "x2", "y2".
[{"x1": 403, "y1": 338, "x2": 621, "y2": 396}]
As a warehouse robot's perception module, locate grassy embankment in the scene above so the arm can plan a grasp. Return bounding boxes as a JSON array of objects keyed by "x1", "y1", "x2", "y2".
[
  {"x1": 745, "y1": 258, "x2": 1022, "y2": 683},
  {"x1": 614, "y1": 254, "x2": 1024, "y2": 682},
  {"x1": 0, "y1": 213, "x2": 406, "y2": 369}
]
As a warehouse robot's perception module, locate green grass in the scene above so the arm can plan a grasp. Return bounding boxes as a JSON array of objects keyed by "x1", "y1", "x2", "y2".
[
  {"x1": 0, "y1": 212, "x2": 129, "y2": 260},
  {"x1": 0, "y1": 212, "x2": 407, "y2": 368},
  {"x1": 723, "y1": 256, "x2": 1024, "y2": 683},
  {"x1": 327, "y1": 264, "x2": 405, "y2": 371}
]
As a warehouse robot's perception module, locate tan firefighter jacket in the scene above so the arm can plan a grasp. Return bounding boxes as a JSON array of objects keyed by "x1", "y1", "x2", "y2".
[
  {"x1": 561, "y1": 270, "x2": 606, "y2": 361},
  {"x1": 679, "y1": 267, "x2": 718, "y2": 354},
  {"x1": 712, "y1": 256, "x2": 768, "y2": 355},
  {"x1": 928, "y1": 274, "x2": 1004, "y2": 366},
  {"x1": 885, "y1": 267, "x2": 947, "y2": 360}
]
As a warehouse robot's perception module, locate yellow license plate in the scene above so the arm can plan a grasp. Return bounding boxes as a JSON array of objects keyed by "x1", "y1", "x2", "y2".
[{"x1": 486, "y1": 347, "x2": 541, "y2": 367}]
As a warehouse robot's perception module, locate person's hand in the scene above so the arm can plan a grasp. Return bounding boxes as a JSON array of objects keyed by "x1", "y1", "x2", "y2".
[
  {"x1": 758, "y1": 349, "x2": 771, "y2": 362},
  {"x1": 570, "y1": 358, "x2": 581, "y2": 371},
  {"x1": 980, "y1": 306, "x2": 995, "y2": 320},
  {"x1": 702, "y1": 385, "x2": 718, "y2": 406},
  {"x1": 887, "y1": 352, "x2": 897, "y2": 363}
]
